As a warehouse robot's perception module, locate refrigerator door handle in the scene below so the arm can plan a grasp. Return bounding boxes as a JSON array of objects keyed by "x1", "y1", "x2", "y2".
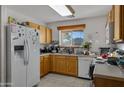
[
  {"x1": 24, "y1": 40, "x2": 27, "y2": 65},
  {"x1": 26, "y1": 39, "x2": 29, "y2": 65}
]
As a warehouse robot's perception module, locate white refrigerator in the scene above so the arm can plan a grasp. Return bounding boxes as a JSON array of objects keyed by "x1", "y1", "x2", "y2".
[{"x1": 6, "y1": 24, "x2": 40, "y2": 87}]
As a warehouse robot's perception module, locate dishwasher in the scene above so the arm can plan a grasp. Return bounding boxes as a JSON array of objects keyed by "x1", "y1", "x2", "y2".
[{"x1": 78, "y1": 57, "x2": 93, "y2": 79}]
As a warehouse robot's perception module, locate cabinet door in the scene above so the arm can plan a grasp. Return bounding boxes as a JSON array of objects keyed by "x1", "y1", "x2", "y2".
[
  {"x1": 49, "y1": 55, "x2": 52, "y2": 72},
  {"x1": 67, "y1": 56, "x2": 78, "y2": 76},
  {"x1": 56, "y1": 56, "x2": 67, "y2": 74},
  {"x1": 120, "y1": 6, "x2": 124, "y2": 42},
  {"x1": 46, "y1": 28, "x2": 52, "y2": 44},
  {"x1": 55, "y1": 57, "x2": 61, "y2": 73},
  {"x1": 26, "y1": 22, "x2": 39, "y2": 29},
  {"x1": 40, "y1": 57, "x2": 44, "y2": 77},
  {"x1": 40, "y1": 62, "x2": 44, "y2": 77},
  {"x1": 39, "y1": 25, "x2": 47, "y2": 44},
  {"x1": 114, "y1": 5, "x2": 121, "y2": 41},
  {"x1": 55, "y1": 56, "x2": 67, "y2": 74},
  {"x1": 111, "y1": 6, "x2": 115, "y2": 22},
  {"x1": 44, "y1": 56, "x2": 50, "y2": 74},
  {"x1": 114, "y1": 5, "x2": 124, "y2": 42},
  {"x1": 51, "y1": 55, "x2": 56, "y2": 72},
  {"x1": 43, "y1": 61, "x2": 48, "y2": 75}
]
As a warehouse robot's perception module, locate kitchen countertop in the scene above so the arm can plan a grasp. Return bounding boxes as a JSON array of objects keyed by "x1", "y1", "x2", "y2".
[
  {"x1": 40, "y1": 53, "x2": 51, "y2": 56},
  {"x1": 93, "y1": 63, "x2": 124, "y2": 81},
  {"x1": 40, "y1": 53, "x2": 96, "y2": 58}
]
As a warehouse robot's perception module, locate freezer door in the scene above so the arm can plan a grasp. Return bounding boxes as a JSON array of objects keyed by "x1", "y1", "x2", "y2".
[
  {"x1": 7, "y1": 24, "x2": 27, "y2": 87},
  {"x1": 26, "y1": 28, "x2": 40, "y2": 87}
]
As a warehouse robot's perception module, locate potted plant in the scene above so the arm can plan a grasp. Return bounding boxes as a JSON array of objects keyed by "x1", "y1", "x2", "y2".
[{"x1": 83, "y1": 41, "x2": 92, "y2": 50}]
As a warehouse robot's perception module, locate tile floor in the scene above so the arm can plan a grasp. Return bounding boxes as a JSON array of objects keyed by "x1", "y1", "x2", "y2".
[{"x1": 38, "y1": 73, "x2": 92, "y2": 87}]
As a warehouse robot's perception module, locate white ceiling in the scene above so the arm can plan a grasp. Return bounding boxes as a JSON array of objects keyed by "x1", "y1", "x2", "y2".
[{"x1": 6, "y1": 5, "x2": 112, "y2": 23}]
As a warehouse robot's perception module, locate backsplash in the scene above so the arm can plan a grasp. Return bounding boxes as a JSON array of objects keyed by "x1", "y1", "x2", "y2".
[
  {"x1": 40, "y1": 44, "x2": 47, "y2": 49},
  {"x1": 117, "y1": 43, "x2": 124, "y2": 50}
]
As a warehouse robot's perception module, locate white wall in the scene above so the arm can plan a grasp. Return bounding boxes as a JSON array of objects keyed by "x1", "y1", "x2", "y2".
[
  {"x1": 5, "y1": 6, "x2": 46, "y2": 25},
  {"x1": 117, "y1": 44, "x2": 124, "y2": 50},
  {"x1": 47, "y1": 16, "x2": 109, "y2": 52}
]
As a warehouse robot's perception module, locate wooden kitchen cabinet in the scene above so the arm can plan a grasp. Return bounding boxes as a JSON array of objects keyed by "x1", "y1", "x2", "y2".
[
  {"x1": 50, "y1": 55, "x2": 56, "y2": 72},
  {"x1": 105, "y1": 6, "x2": 115, "y2": 44},
  {"x1": 40, "y1": 55, "x2": 78, "y2": 77},
  {"x1": 49, "y1": 55, "x2": 52, "y2": 71},
  {"x1": 113, "y1": 5, "x2": 124, "y2": 42},
  {"x1": 46, "y1": 28, "x2": 52, "y2": 44},
  {"x1": 39, "y1": 25, "x2": 47, "y2": 44},
  {"x1": 38, "y1": 26, "x2": 52, "y2": 44},
  {"x1": 26, "y1": 21, "x2": 39, "y2": 30},
  {"x1": 93, "y1": 64, "x2": 124, "y2": 87},
  {"x1": 107, "y1": 6, "x2": 114, "y2": 23},
  {"x1": 50, "y1": 55, "x2": 77, "y2": 77},
  {"x1": 40, "y1": 57, "x2": 44, "y2": 77},
  {"x1": 43, "y1": 56, "x2": 50, "y2": 75},
  {"x1": 55, "y1": 55, "x2": 67, "y2": 74},
  {"x1": 67, "y1": 56, "x2": 78, "y2": 76},
  {"x1": 93, "y1": 77, "x2": 124, "y2": 87},
  {"x1": 40, "y1": 56, "x2": 50, "y2": 77}
]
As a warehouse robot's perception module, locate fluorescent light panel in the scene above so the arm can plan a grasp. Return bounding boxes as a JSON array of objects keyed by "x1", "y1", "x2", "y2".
[{"x1": 49, "y1": 5, "x2": 73, "y2": 16}]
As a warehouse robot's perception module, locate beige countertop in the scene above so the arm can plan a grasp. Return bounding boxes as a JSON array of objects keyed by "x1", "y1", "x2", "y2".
[
  {"x1": 40, "y1": 53, "x2": 51, "y2": 56},
  {"x1": 93, "y1": 63, "x2": 124, "y2": 81},
  {"x1": 40, "y1": 53, "x2": 95, "y2": 57}
]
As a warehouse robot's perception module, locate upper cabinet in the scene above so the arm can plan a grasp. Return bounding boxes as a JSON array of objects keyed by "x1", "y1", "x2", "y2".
[
  {"x1": 113, "y1": 5, "x2": 124, "y2": 42},
  {"x1": 106, "y1": 5, "x2": 124, "y2": 43},
  {"x1": 107, "y1": 7, "x2": 114, "y2": 23},
  {"x1": 46, "y1": 28, "x2": 52, "y2": 44},
  {"x1": 26, "y1": 22, "x2": 52, "y2": 44},
  {"x1": 26, "y1": 21, "x2": 39, "y2": 29},
  {"x1": 39, "y1": 26, "x2": 52, "y2": 44},
  {"x1": 105, "y1": 6, "x2": 115, "y2": 44},
  {"x1": 39, "y1": 25, "x2": 46, "y2": 44}
]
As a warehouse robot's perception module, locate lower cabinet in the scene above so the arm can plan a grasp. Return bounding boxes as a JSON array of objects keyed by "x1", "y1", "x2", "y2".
[
  {"x1": 51, "y1": 55, "x2": 78, "y2": 77},
  {"x1": 50, "y1": 55, "x2": 56, "y2": 72},
  {"x1": 40, "y1": 56, "x2": 50, "y2": 77},
  {"x1": 40, "y1": 57, "x2": 44, "y2": 76},
  {"x1": 67, "y1": 57, "x2": 78, "y2": 76},
  {"x1": 55, "y1": 56, "x2": 67, "y2": 74},
  {"x1": 93, "y1": 76, "x2": 124, "y2": 87},
  {"x1": 40, "y1": 55, "x2": 78, "y2": 77}
]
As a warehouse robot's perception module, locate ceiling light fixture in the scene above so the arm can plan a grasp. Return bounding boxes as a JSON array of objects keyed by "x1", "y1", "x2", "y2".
[{"x1": 49, "y1": 5, "x2": 75, "y2": 17}]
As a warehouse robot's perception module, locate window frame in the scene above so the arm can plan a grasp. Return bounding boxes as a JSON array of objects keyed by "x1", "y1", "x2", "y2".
[{"x1": 59, "y1": 30, "x2": 84, "y2": 47}]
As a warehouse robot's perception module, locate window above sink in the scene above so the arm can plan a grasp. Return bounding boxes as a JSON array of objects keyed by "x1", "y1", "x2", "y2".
[
  {"x1": 58, "y1": 24, "x2": 86, "y2": 47},
  {"x1": 59, "y1": 30, "x2": 84, "y2": 47}
]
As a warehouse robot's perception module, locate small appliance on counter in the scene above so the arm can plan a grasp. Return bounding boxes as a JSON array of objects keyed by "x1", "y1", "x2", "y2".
[
  {"x1": 40, "y1": 40, "x2": 60, "y2": 54},
  {"x1": 117, "y1": 57, "x2": 124, "y2": 69},
  {"x1": 99, "y1": 47, "x2": 110, "y2": 55},
  {"x1": 107, "y1": 57, "x2": 118, "y2": 66},
  {"x1": 50, "y1": 40, "x2": 59, "y2": 53},
  {"x1": 118, "y1": 57, "x2": 124, "y2": 65},
  {"x1": 52, "y1": 44, "x2": 59, "y2": 53}
]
